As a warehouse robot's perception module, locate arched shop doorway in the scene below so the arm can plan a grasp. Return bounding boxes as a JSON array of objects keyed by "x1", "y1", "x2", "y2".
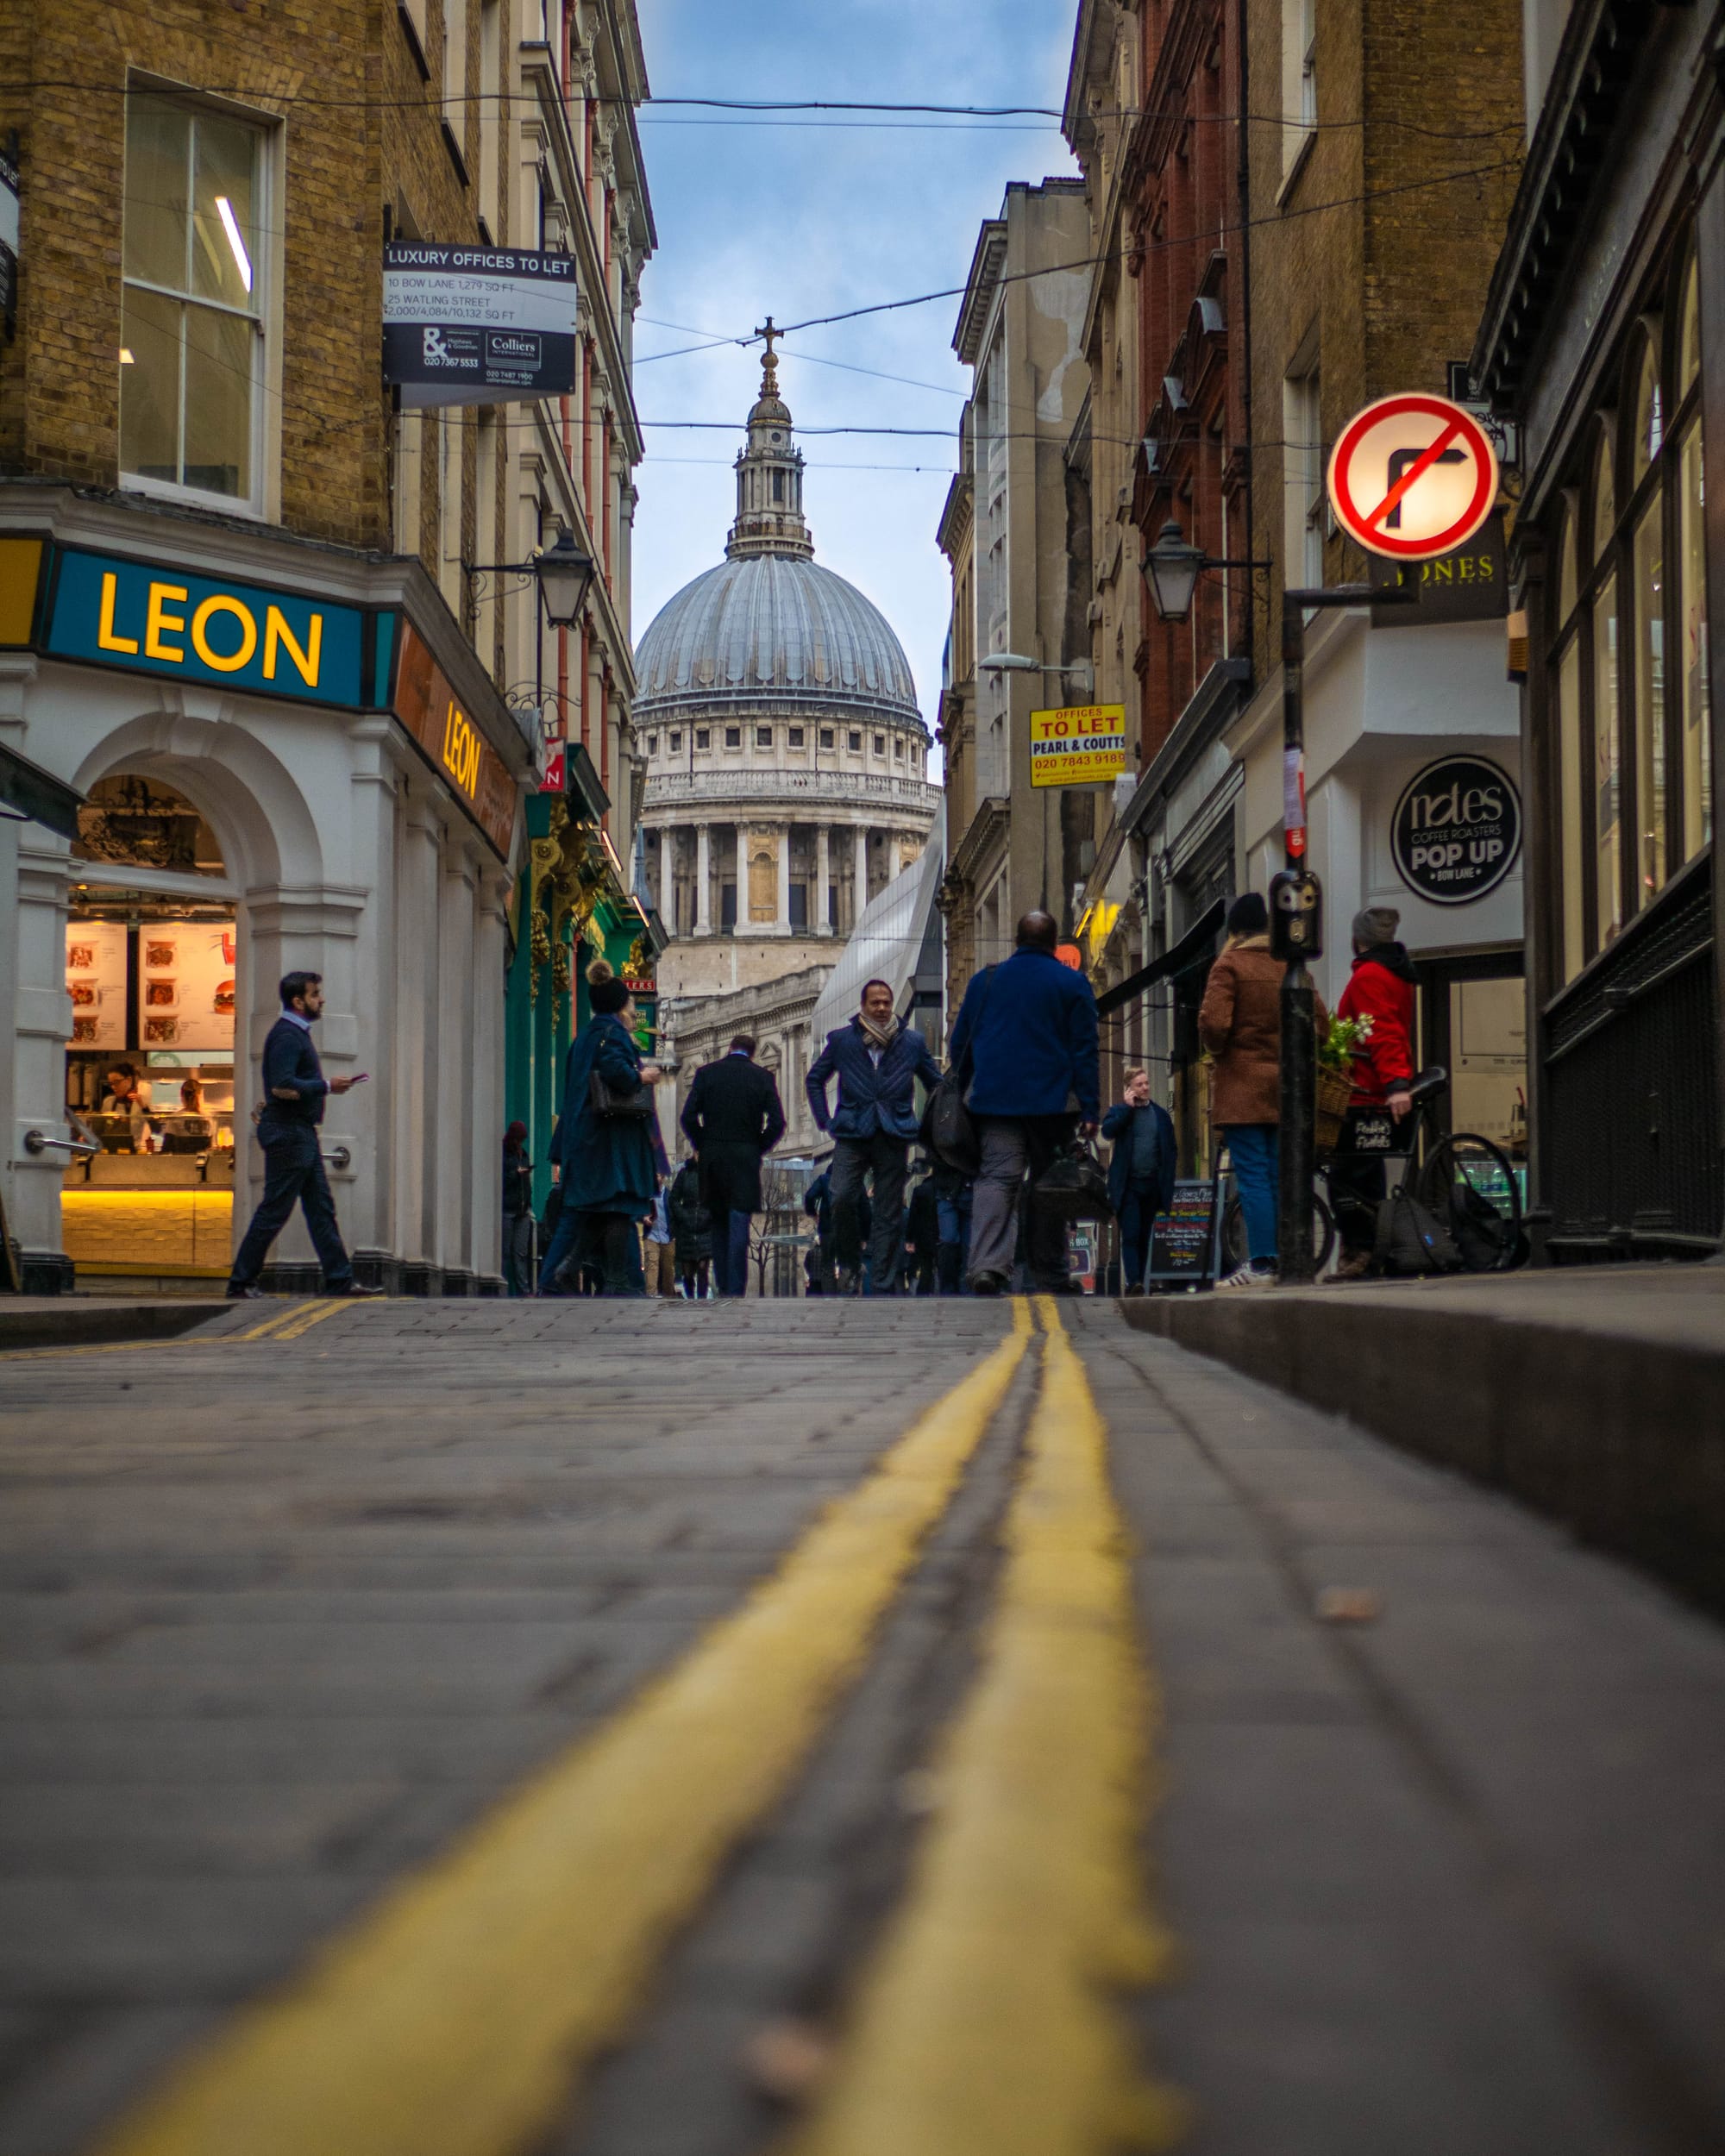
[{"x1": 60, "y1": 773, "x2": 244, "y2": 1288}]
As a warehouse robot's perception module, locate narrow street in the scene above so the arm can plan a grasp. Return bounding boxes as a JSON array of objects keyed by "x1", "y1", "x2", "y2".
[{"x1": 3, "y1": 1300, "x2": 1722, "y2": 2156}]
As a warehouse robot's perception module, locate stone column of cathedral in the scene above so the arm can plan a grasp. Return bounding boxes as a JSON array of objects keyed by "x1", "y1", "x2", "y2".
[
  {"x1": 815, "y1": 824, "x2": 831, "y2": 933},
  {"x1": 854, "y1": 826, "x2": 869, "y2": 924},
  {"x1": 694, "y1": 823, "x2": 712, "y2": 936},
  {"x1": 658, "y1": 827, "x2": 674, "y2": 927},
  {"x1": 775, "y1": 826, "x2": 792, "y2": 932}
]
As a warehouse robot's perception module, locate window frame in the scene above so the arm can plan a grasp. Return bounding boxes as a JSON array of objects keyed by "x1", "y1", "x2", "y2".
[
  {"x1": 118, "y1": 77, "x2": 280, "y2": 522},
  {"x1": 1543, "y1": 233, "x2": 1706, "y2": 994}
]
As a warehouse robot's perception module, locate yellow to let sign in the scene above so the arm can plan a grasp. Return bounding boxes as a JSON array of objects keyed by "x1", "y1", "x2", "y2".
[{"x1": 1029, "y1": 704, "x2": 1126, "y2": 788}]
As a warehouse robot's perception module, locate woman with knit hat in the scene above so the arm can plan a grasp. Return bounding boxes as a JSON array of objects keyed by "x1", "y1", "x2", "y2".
[
  {"x1": 1198, "y1": 891, "x2": 1292, "y2": 1288},
  {"x1": 536, "y1": 958, "x2": 662, "y2": 1295}
]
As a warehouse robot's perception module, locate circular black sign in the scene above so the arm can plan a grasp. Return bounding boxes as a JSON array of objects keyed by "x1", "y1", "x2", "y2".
[{"x1": 1391, "y1": 755, "x2": 1521, "y2": 906}]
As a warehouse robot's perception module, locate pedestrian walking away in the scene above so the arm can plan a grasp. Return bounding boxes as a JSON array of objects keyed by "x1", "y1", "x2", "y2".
[
  {"x1": 806, "y1": 979, "x2": 943, "y2": 1295},
  {"x1": 667, "y1": 1155, "x2": 712, "y2": 1300},
  {"x1": 502, "y1": 1120, "x2": 535, "y2": 1295},
  {"x1": 228, "y1": 970, "x2": 380, "y2": 1299},
  {"x1": 1101, "y1": 1067, "x2": 1176, "y2": 1294},
  {"x1": 1331, "y1": 906, "x2": 1419, "y2": 1278},
  {"x1": 1198, "y1": 892, "x2": 1324, "y2": 1291},
  {"x1": 680, "y1": 1035, "x2": 786, "y2": 1297},
  {"x1": 537, "y1": 961, "x2": 663, "y2": 1297},
  {"x1": 948, "y1": 910, "x2": 1100, "y2": 1296}
]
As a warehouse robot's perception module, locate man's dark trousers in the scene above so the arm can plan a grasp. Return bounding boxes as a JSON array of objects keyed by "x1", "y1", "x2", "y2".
[
  {"x1": 230, "y1": 1124, "x2": 352, "y2": 1288},
  {"x1": 830, "y1": 1132, "x2": 908, "y2": 1293},
  {"x1": 1117, "y1": 1187, "x2": 1157, "y2": 1289},
  {"x1": 710, "y1": 1210, "x2": 751, "y2": 1296}
]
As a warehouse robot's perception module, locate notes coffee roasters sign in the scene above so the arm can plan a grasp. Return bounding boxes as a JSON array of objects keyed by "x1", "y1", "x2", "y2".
[{"x1": 1391, "y1": 755, "x2": 1521, "y2": 905}]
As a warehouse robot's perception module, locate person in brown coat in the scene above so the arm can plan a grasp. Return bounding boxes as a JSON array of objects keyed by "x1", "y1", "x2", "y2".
[{"x1": 1198, "y1": 891, "x2": 1300, "y2": 1287}]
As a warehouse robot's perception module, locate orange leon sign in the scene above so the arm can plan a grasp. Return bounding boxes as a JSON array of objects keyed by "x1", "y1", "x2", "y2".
[{"x1": 392, "y1": 622, "x2": 518, "y2": 858}]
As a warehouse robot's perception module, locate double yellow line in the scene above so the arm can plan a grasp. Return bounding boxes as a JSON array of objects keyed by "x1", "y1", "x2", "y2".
[
  {"x1": 1, "y1": 1299, "x2": 362, "y2": 1364},
  {"x1": 86, "y1": 1302, "x2": 1181, "y2": 2156}
]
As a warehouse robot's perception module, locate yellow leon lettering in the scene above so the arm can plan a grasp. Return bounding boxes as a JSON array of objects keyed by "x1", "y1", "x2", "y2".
[
  {"x1": 96, "y1": 571, "x2": 140, "y2": 655},
  {"x1": 144, "y1": 583, "x2": 188, "y2": 663},
  {"x1": 190, "y1": 593, "x2": 259, "y2": 674},
  {"x1": 442, "y1": 700, "x2": 481, "y2": 796},
  {"x1": 263, "y1": 605, "x2": 323, "y2": 687}
]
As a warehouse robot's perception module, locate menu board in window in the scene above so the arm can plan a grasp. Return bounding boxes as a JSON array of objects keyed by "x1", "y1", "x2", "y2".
[
  {"x1": 137, "y1": 920, "x2": 236, "y2": 1053},
  {"x1": 66, "y1": 920, "x2": 129, "y2": 1050}
]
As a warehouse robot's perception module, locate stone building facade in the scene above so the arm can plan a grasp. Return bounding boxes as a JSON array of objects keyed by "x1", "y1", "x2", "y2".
[
  {"x1": 0, "y1": 0, "x2": 651, "y2": 1289},
  {"x1": 937, "y1": 179, "x2": 1092, "y2": 1022},
  {"x1": 636, "y1": 353, "x2": 937, "y2": 1156}
]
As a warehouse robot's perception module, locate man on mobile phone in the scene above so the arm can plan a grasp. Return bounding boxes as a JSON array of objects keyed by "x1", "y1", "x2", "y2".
[{"x1": 227, "y1": 971, "x2": 380, "y2": 1300}]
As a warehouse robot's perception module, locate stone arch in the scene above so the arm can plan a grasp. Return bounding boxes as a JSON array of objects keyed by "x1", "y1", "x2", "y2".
[{"x1": 69, "y1": 707, "x2": 324, "y2": 893}]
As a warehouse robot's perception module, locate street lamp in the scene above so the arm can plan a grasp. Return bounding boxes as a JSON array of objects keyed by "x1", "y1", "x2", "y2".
[
  {"x1": 1139, "y1": 518, "x2": 1265, "y2": 624},
  {"x1": 978, "y1": 652, "x2": 1095, "y2": 699},
  {"x1": 462, "y1": 526, "x2": 597, "y2": 629}
]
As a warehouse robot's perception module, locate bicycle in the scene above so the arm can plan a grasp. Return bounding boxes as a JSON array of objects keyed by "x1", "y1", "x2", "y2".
[{"x1": 1219, "y1": 1064, "x2": 1524, "y2": 1277}]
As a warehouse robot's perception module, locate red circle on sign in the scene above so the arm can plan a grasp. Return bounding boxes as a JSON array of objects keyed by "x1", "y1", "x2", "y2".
[{"x1": 1327, "y1": 393, "x2": 1498, "y2": 561}]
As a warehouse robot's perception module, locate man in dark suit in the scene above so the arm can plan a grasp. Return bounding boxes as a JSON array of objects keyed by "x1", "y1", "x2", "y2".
[
  {"x1": 806, "y1": 979, "x2": 942, "y2": 1295},
  {"x1": 228, "y1": 970, "x2": 378, "y2": 1299},
  {"x1": 679, "y1": 1035, "x2": 786, "y2": 1297}
]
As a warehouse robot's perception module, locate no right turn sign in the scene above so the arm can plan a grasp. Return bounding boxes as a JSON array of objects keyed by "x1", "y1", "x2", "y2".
[{"x1": 1327, "y1": 393, "x2": 1499, "y2": 561}]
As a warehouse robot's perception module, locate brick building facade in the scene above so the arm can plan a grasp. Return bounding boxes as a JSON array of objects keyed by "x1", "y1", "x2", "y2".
[{"x1": 0, "y1": 0, "x2": 652, "y2": 1291}]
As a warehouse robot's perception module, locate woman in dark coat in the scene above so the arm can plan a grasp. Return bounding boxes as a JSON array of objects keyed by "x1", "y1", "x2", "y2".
[
  {"x1": 536, "y1": 960, "x2": 661, "y2": 1295},
  {"x1": 667, "y1": 1156, "x2": 712, "y2": 1299}
]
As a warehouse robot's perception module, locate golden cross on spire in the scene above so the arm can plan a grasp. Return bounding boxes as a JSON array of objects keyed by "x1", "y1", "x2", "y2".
[{"x1": 756, "y1": 316, "x2": 781, "y2": 397}]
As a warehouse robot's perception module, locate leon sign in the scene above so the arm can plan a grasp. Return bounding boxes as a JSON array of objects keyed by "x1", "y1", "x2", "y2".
[
  {"x1": 1327, "y1": 393, "x2": 1498, "y2": 561},
  {"x1": 392, "y1": 622, "x2": 518, "y2": 859},
  {"x1": 1391, "y1": 754, "x2": 1521, "y2": 905}
]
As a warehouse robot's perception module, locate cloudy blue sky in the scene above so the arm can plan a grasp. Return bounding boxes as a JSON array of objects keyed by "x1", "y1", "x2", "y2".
[{"x1": 628, "y1": 0, "x2": 1081, "y2": 741}]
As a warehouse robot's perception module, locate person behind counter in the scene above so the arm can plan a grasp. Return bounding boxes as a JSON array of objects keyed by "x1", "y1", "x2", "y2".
[
  {"x1": 227, "y1": 971, "x2": 380, "y2": 1300},
  {"x1": 100, "y1": 1062, "x2": 150, "y2": 1148}
]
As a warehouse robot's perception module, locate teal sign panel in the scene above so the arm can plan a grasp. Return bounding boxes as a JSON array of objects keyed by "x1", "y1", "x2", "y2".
[{"x1": 43, "y1": 547, "x2": 370, "y2": 707}]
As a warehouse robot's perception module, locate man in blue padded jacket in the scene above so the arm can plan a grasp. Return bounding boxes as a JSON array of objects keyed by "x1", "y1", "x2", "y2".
[{"x1": 227, "y1": 971, "x2": 379, "y2": 1299}]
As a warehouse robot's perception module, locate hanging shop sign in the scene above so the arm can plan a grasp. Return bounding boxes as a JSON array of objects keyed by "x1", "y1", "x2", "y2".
[
  {"x1": 392, "y1": 621, "x2": 519, "y2": 859},
  {"x1": 1369, "y1": 513, "x2": 1508, "y2": 627},
  {"x1": 41, "y1": 547, "x2": 379, "y2": 707},
  {"x1": 0, "y1": 137, "x2": 19, "y2": 340},
  {"x1": 1327, "y1": 393, "x2": 1499, "y2": 561},
  {"x1": 383, "y1": 243, "x2": 577, "y2": 409},
  {"x1": 1029, "y1": 704, "x2": 1126, "y2": 789},
  {"x1": 1390, "y1": 754, "x2": 1521, "y2": 905}
]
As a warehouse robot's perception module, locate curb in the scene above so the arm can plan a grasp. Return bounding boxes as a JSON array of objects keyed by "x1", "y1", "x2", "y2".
[
  {"x1": 1121, "y1": 1291, "x2": 1725, "y2": 1617},
  {"x1": 0, "y1": 1300, "x2": 231, "y2": 1352}
]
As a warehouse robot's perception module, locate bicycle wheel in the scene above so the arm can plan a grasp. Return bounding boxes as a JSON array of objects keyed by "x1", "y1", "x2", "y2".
[
  {"x1": 1417, "y1": 1132, "x2": 1524, "y2": 1272},
  {"x1": 1221, "y1": 1191, "x2": 1335, "y2": 1275}
]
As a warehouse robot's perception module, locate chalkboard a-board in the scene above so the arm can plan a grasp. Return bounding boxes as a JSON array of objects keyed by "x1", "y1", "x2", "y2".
[{"x1": 1146, "y1": 1177, "x2": 1222, "y2": 1287}]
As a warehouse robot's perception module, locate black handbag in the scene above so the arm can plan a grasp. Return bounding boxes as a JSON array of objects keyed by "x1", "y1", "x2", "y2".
[
  {"x1": 926, "y1": 967, "x2": 996, "y2": 1176},
  {"x1": 1034, "y1": 1139, "x2": 1113, "y2": 1222},
  {"x1": 589, "y1": 1067, "x2": 653, "y2": 1120}
]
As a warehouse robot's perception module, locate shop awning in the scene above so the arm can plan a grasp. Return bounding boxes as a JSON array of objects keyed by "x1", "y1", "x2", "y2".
[
  {"x1": 0, "y1": 742, "x2": 82, "y2": 842},
  {"x1": 1095, "y1": 898, "x2": 1226, "y2": 1016}
]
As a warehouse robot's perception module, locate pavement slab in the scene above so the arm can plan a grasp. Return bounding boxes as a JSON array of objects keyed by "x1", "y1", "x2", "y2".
[{"x1": 0, "y1": 1295, "x2": 1722, "y2": 2155}]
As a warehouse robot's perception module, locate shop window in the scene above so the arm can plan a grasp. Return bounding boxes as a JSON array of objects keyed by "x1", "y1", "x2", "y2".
[
  {"x1": 1558, "y1": 636, "x2": 1584, "y2": 984},
  {"x1": 1679, "y1": 414, "x2": 1710, "y2": 860},
  {"x1": 1592, "y1": 573, "x2": 1622, "y2": 947},
  {"x1": 1590, "y1": 427, "x2": 1615, "y2": 563},
  {"x1": 121, "y1": 90, "x2": 268, "y2": 508},
  {"x1": 1632, "y1": 491, "x2": 1665, "y2": 899},
  {"x1": 1633, "y1": 342, "x2": 1663, "y2": 480}
]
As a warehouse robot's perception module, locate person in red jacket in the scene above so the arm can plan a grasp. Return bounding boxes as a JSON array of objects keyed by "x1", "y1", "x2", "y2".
[{"x1": 1331, "y1": 906, "x2": 1418, "y2": 1276}]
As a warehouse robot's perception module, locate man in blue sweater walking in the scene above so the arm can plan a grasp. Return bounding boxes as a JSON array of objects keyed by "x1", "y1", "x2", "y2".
[
  {"x1": 948, "y1": 911, "x2": 1100, "y2": 1295},
  {"x1": 228, "y1": 971, "x2": 376, "y2": 1299},
  {"x1": 806, "y1": 979, "x2": 943, "y2": 1294}
]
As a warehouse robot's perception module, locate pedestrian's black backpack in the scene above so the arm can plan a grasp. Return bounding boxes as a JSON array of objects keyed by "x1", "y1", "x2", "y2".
[
  {"x1": 925, "y1": 967, "x2": 998, "y2": 1177},
  {"x1": 1372, "y1": 1186, "x2": 1462, "y2": 1275}
]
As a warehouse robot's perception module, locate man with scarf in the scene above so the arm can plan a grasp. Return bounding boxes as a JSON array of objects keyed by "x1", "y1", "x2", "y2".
[{"x1": 806, "y1": 979, "x2": 943, "y2": 1295}]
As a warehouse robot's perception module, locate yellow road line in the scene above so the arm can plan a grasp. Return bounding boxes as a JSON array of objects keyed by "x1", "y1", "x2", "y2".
[
  {"x1": 785, "y1": 1296, "x2": 1185, "y2": 2156},
  {"x1": 268, "y1": 1298, "x2": 354, "y2": 1343},
  {"x1": 0, "y1": 1300, "x2": 309, "y2": 1363},
  {"x1": 88, "y1": 1304, "x2": 1033, "y2": 2156}
]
